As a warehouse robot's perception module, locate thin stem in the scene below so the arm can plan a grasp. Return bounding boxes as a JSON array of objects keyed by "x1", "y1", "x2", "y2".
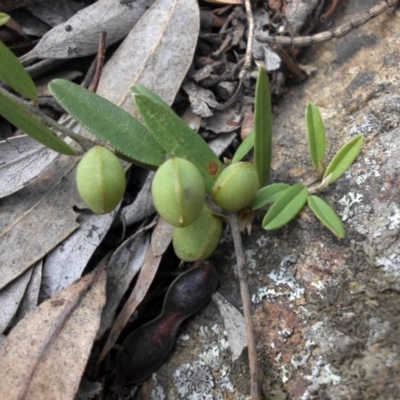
[
  {"x1": 0, "y1": 85, "x2": 94, "y2": 151},
  {"x1": 228, "y1": 212, "x2": 261, "y2": 400}
]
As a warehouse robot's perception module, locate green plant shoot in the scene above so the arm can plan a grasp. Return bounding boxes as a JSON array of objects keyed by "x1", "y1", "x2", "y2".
[
  {"x1": 323, "y1": 135, "x2": 363, "y2": 184},
  {"x1": 262, "y1": 184, "x2": 309, "y2": 230},
  {"x1": 0, "y1": 40, "x2": 37, "y2": 102},
  {"x1": 254, "y1": 66, "x2": 272, "y2": 186},
  {"x1": 306, "y1": 102, "x2": 326, "y2": 173}
]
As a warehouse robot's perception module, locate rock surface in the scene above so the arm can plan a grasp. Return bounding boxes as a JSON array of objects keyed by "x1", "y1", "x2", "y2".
[{"x1": 136, "y1": 3, "x2": 400, "y2": 399}]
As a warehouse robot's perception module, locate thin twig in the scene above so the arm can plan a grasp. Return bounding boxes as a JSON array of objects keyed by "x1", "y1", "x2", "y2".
[
  {"x1": 240, "y1": 0, "x2": 254, "y2": 80},
  {"x1": 89, "y1": 32, "x2": 107, "y2": 93},
  {"x1": 213, "y1": 0, "x2": 254, "y2": 110},
  {"x1": 229, "y1": 213, "x2": 261, "y2": 400},
  {"x1": 320, "y1": 0, "x2": 340, "y2": 23}
]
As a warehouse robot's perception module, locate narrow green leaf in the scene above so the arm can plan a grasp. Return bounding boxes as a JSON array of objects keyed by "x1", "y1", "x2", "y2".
[
  {"x1": 308, "y1": 195, "x2": 345, "y2": 239},
  {"x1": 0, "y1": 40, "x2": 37, "y2": 101},
  {"x1": 48, "y1": 79, "x2": 165, "y2": 167},
  {"x1": 262, "y1": 184, "x2": 309, "y2": 230},
  {"x1": 248, "y1": 183, "x2": 289, "y2": 210},
  {"x1": 0, "y1": 88, "x2": 77, "y2": 155},
  {"x1": 254, "y1": 66, "x2": 272, "y2": 186},
  {"x1": 232, "y1": 131, "x2": 254, "y2": 163},
  {"x1": 0, "y1": 13, "x2": 10, "y2": 26},
  {"x1": 131, "y1": 84, "x2": 170, "y2": 109},
  {"x1": 306, "y1": 102, "x2": 326, "y2": 172},
  {"x1": 323, "y1": 135, "x2": 363, "y2": 184},
  {"x1": 133, "y1": 94, "x2": 224, "y2": 193}
]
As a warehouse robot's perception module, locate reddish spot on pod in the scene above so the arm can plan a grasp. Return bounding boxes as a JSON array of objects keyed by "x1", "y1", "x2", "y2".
[{"x1": 207, "y1": 160, "x2": 220, "y2": 177}]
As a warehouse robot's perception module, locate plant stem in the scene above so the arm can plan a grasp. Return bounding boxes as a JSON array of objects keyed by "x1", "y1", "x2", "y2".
[
  {"x1": 0, "y1": 85, "x2": 94, "y2": 151},
  {"x1": 228, "y1": 212, "x2": 261, "y2": 400}
]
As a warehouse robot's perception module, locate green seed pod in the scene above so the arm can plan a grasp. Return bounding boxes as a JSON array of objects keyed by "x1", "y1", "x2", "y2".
[
  {"x1": 76, "y1": 146, "x2": 126, "y2": 214},
  {"x1": 152, "y1": 157, "x2": 205, "y2": 227},
  {"x1": 173, "y1": 205, "x2": 222, "y2": 261},
  {"x1": 212, "y1": 162, "x2": 259, "y2": 211}
]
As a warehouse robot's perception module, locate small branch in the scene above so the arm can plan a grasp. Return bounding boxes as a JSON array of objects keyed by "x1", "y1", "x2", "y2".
[
  {"x1": 240, "y1": 0, "x2": 254, "y2": 80},
  {"x1": 229, "y1": 213, "x2": 261, "y2": 400}
]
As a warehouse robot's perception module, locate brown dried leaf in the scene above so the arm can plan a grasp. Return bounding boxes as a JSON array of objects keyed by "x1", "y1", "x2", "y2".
[
  {"x1": 21, "y1": 0, "x2": 154, "y2": 62},
  {"x1": 97, "y1": 0, "x2": 200, "y2": 112},
  {"x1": 0, "y1": 154, "x2": 80, "y2": 291},
  {"x1": 212, "y1": 292, "x2": 247, "y2": 362},
  {"x1": 0, "y1": 266, "x2": 106, "y2": 399},
  {"x1": 98, "y1": 219, "x2": 165, "y2": 364}
]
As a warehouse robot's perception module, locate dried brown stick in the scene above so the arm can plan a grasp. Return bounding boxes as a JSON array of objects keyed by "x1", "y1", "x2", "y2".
[
  {"x1": 320, "y1": 0, "x2": 340, "y2": 23},
  {"x1": 89, "y1": 32, "x2": 107, "y2": 93},
  {"x1": 229, "y1": 213, "x2": 261, "y2": 400},
  {"x1": 257, "y1": 0, "x2": 398, "y2": 47}
]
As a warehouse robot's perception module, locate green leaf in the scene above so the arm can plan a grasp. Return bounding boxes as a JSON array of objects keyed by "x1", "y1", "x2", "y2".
[
  {"x1": 307, "y1": 195, "x2": 345, "y2": 239},
  {"x1": 131, "y1": 84, "x2": 170, "y2": 109},
  {"x1": 248, "y1": 183, "x2": 289, "y2": 210},
  {"x1": 323, "y1": 135, "x2": 363, "y2": 184},
  {"x1": 306, "y1": 102, "x2": 326, "y2": 172},
  {"x1": 133, "y1": 93, "x2": 224, "y2": 193},
  {"x1": 0, "y1": 88, "x2": 77, "y2": 155},
  {"x1": 48, "y1": 79, "x2": 165, "y2": 167},
  {"x1": 0, "y1": 40, "x2": 37, "y2": 102},
  {"x1": 262, "y1": 184, "x2": 309, "y2": 230},
  {"x1": 232, "y1": 131, "x2": 254, "y2": 163},
  {"x1": 254, "y1": 66, "x2": 272, "y2": 186},
  {"x1": 0, "y1": 13, "x2": 10, "y2": 26}
]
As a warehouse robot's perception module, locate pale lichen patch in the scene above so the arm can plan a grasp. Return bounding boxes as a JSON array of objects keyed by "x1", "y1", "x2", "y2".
[{"x1": 252, "y1": 255, "x2": 305, "y2": 303}]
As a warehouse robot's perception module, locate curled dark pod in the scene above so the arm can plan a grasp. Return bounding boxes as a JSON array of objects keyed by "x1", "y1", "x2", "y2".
[{"x1": 115, "y1": 261, "x2": 219, "y2": 385}]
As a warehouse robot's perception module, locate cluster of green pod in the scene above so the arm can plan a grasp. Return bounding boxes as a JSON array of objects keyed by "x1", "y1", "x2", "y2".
[
  {"x1": 152, "y1": 157, "x2": 260, "y2": 261},
  {"x1": 75, "y1": 149, "x2": 260, "y2": 261}
]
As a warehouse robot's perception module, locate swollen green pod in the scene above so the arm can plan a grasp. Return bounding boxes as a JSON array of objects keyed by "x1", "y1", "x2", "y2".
[
  {"x1": 212, "y1": 162, "x2": 259, "y2": 211},
  {"x1": 152, "y1": 157, "x2": 205, "y2": 227},
  {"x1": 173, "y1": 205, "x2": 222, "y2": 261},
  {"x1": 76, "y1": 146, "x2": 126, "y2": 214}
]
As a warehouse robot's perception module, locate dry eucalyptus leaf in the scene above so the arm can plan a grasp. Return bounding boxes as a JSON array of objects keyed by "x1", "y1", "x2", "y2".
[
  {"x1": 0, "y1": 0, "x2": 199, "y2": 315},
  {"x1": 151, "y1": 217, "x2": 174, "y2": 256},
  {"x1": 120, "y1": 171, "x2": 156, "y2": 227},
  {"x1": 209, "y1": 132, "x2": 237, "y2": 157},
  {"x1": 0, "y1": 136, "x2": 59, "y2": 199},
  {"x1": 98, "y1": 229, "x2": 151, "y2": 338},
  {"x1": 0, "y1": 266, "x2": 106, "y2": 400},
  {"x1": 27, "y1": 0, "x2": 85, "y2": 27},
  {"x1": 201, "y1": 104, "x2": 241, "y2": 133},
  {"x1": 0, "y1": 267, "x2": 32, "y2": 333},
  {"x1": 16, "y1": 261, "x2": 42, "y2": 323},
  {"x1": 40, "y1": 209, "x2": 119, "y2": 299},
  {"x1": 212, "y1": 292, "x2": 247, "y2": 362},
  {"x1": 0, "y1": 154, "x2": 80, "y2": 291},
  {"x1": 182, "y1": 80, "x2": 219, "y2": 118},
  {"x1": 21, "y1": 0, "x2": 155, "y2": 62},
  {"x1": 98, "y1": 219, "x2": 165, "y2": 364},
  {"x1": 96, "y1": 0, "x2": 200, "y2": 112}
]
